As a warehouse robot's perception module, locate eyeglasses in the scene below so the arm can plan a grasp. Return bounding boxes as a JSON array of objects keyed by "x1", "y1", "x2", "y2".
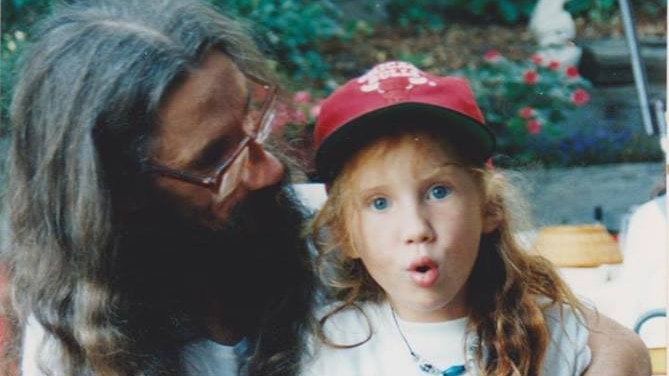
[{"x1": 142, "y1": 73, "x2": 278, "y2": 195}]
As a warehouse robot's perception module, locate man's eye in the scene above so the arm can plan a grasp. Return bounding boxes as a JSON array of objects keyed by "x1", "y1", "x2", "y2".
[
  {"x1": 369, "y1": 197, "x2": 390, "y2": 211},
  {"x1": 426, "y1": 184, "x2": 451, "y2": 200},
  {"x1": 192, "y1": 134, "x2": 240, "y2": 171},
  {"x1": 193, "y1": 145, "x2": 225, "y2": 171}
]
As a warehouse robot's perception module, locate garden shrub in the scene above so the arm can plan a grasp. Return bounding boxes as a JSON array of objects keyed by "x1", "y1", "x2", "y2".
[
  {"x1": 0, "y1": 0, "x2": 346, "y2": 134},
  {"x1": 385, "y1": 0, "x2": 538, "y2": 32},
  {"x1": 211, "y1": 0, "x2": 345, "y2": 82},
  {"x1": 452, "y1": 50, "x2": 661, "y2": 166},
  {"x1": 454, "y1": 50, "x2": 594, "y2": 165},
  {"x1": 384, "y1": 0, "x2": 665, "y2": 33},
  {"x1": 2, "y1": 0, "x2": 52, "y2": 136},
  {"x1": 566, "y1": 0, "x2": 667, "y2": 23},
  {"x1": 1, "y1": 0, "x2": 664, "y2": 167}
]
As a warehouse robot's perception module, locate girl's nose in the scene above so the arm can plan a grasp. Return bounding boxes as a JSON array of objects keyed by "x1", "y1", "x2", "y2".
[
  {"x1": 402, "y1": 205, "x2": 436, "y2": 245},
  {"x1": 239, "y1": 140, "x2": 284, "y2": 191}
]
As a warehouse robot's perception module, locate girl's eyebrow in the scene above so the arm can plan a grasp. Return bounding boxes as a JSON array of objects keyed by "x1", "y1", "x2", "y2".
[
  {"x1": 356, "y1": 183, "x2": 389, "y2": 198},
  {"x1": 421, "y1": 162, "x2": 464, "y2": 177},
  {"x1": 355, "y1": 162, "x2": 464, "y2": 195},
  {"x1": 439, "y1": 161, "x2": 464, "y2": 168}
]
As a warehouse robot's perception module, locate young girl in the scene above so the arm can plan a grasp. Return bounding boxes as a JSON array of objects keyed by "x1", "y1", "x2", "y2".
[{"x1": 302, "y1": 61, "x2": 591, "y2": 375}]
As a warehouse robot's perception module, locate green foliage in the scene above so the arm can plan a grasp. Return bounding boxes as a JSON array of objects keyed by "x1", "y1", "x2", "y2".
[
  {"x1": 2, "y1": 0, "x2": 53, "y2": 135},
  {"x1": 565, "y1": 0, "x2": 667, "y2": 23},
  {"x1": 385, "y1": 0, "x2": 449, "y2": 32},
  {"x1": 1, "y1": 30, "x2": 29, "y2": 136},
  {"x1": 0, "y1": 0, "x2": 346, "y2": 134},
  {"x1": 211, "y1": 0, "x2": 345, "y2": 82},
  {"x1": 447, "y1": 0, "x2": 538, "y2": 23},
  {"x1": 385, "y1": 0, "x2": 538, "y2": 33},
  {"x1": 2, "y1": 0, "x2": 52, "y2": 32},
  {"x1": 1, "y1": 0, "x2": 663, "y2": 167},
  {"x1": 454, "y1": 51, "x2": 594, "y2": 165}
]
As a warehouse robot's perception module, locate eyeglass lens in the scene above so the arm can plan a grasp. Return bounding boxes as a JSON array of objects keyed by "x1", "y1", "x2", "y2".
[
  {"x1": 246, "y1": 80, "x2": 275, "y2": 142},
  {"x1": 214, "y1": 79, "x2": 276, "y2": 194}
]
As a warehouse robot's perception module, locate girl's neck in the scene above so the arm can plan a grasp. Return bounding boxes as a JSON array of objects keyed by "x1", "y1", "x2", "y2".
[{"x1": 387, "y1": 297, "x2": 470, "y2": 323}]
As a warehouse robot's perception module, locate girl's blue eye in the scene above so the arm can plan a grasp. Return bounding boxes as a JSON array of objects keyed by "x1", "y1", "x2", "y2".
[
  {"x1": 370, "y1": 197, "x2": 390, "y2": 211},
  {"x1": 427, "y1": 184, "x2": 450, "y2": 200}
]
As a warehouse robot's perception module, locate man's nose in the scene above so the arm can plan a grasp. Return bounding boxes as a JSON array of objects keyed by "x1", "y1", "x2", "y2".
[
  {"x1": 402, "y1": 204, "x2": 436, "y2": 245},
  {"x1": 239, "y1": 140, "x2": 284, "y2": 191}
]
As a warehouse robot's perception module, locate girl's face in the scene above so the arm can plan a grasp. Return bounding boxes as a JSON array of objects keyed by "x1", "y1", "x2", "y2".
[{"x1": 346, "y1": 133, "x2": 499, "y2": 322}]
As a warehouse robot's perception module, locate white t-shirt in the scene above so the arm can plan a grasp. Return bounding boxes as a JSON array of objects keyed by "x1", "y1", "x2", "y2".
[
  {"x1": 180, "y1": 337, "x2": 247, "y2": 375},
  {"x1": 21, "y1": 316, "x2": 246, "y2": 375},
  {"x1": 618, "y1": 195, "x2": 666, "y2": 347},
  {"x1": 301, "y1": 300, "x2": 591, "y2": 376}
]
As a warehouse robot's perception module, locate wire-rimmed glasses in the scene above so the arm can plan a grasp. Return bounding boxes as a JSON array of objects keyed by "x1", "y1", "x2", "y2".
[{"x1": 142, "y1": 73, "x2": 278, "y2": 196}]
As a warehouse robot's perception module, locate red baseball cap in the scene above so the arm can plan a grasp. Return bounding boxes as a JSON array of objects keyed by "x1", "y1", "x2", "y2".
[{"x1": 314, "y1": 61, "x2": 495, "y2": 182}]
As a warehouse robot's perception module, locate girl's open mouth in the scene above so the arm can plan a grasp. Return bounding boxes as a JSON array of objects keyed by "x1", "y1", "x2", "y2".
[{"x1": 408, "y1": 257, "x2": 439, "y2": 288}]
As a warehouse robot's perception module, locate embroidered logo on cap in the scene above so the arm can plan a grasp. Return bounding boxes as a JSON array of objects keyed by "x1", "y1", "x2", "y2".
[{"x1": 357, "y1": 61, "x2": 436, "y2": 103}]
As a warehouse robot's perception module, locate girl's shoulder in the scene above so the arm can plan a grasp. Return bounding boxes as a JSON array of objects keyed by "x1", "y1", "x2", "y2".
[
  {"x1": 540, "y1": 300, "x2": 587, "y2": 336},
  {"x1": 539, "y1": 301, "x2": 592, "y2": 375}
]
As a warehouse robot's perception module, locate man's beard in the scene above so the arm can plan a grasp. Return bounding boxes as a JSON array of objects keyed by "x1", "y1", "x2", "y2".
[{"x1": 117, "y1": 178, "x2": 311, "y2": 336}]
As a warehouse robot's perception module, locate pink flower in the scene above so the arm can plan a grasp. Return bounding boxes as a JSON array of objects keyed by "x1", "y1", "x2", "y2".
[
  {"x1": 571, "y1": 89, "x2": 590, "y2": 106},
  {"x1": 291, "y1": 108, "x2": 306, "y2": 124},
  {"x1": 565, "y1": 65, "x2": 580, "y2": 79},
  {"x1": 309, "y1": 101, "x2": 322, "y2": 119},
  {"x1": 518, "y1": 106, "x2": 535, "y2": 119},
  {"x1": 273, "y1": 102, "x2": 292, "y2": 129},
  {"x1": 531, "y1": 54, "x2": 543, "y2": 65},
  {"x1": 293, "y1": 90, "x2": 311, "y2": 104},
  {"x1": 526, "y1": 119, "x2": 542, "y2": 134},
  {"x1": 484, "y1": 50, "x2": 502, "y2": 63},
  {"x1": 523, "y1": 70, "x2": 538, "y2": 85},
  {"x1": 547, "y1": 60, "x2": 560, "y2": 70}
]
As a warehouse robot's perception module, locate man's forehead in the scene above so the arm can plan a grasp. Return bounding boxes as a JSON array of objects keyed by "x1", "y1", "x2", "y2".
[
  {"x1": 152, "y1": 51, "x2": 247, "y2": 163},
  {"x1": 166, "y1": 51, "x2": 245, "y2": 111}
]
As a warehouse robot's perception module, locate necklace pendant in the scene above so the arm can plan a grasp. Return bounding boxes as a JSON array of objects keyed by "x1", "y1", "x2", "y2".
[
  {"x1": 419, "y1": 363, "x2": 437, "y2": 374},
  {"x1": 442, "y1": 365, "x2": 467, "y2": 376}
]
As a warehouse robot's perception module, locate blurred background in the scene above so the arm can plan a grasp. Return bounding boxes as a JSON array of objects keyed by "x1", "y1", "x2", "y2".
[
  {"x1": 2, "y1": 0, "x2": 667, "y2": 372},
  {"x1": 2, "y1": 1, "x2": 666, "y2": 174}
]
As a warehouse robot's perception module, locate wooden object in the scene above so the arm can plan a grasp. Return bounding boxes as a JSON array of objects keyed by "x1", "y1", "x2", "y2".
[{"x1": 532, "y1": 224, "x2": 623, "y2": 267}]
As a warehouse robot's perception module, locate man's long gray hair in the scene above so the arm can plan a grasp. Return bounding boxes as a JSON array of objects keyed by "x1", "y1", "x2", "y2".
[{"x1": 2, "y1": 1, "x2": 313, "y2": 375}]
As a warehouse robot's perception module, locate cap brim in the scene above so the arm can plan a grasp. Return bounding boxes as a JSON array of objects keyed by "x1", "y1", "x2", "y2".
[{"x1": 315, "y1": 103, "x2": 496, "y2": 182}]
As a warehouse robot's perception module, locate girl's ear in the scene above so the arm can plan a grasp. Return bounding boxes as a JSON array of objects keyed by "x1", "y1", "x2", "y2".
[
  {"x1": 482, "y1": 202, "x2": 503, "y2": 234},
  {"x1": 481, "y1": 171, "x2": 504, "y2": 234}
]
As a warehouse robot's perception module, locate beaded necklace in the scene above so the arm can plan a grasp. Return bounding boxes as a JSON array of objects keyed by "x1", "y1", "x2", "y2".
[{"x1": 390, "y1": 307, "x2": 476, "y2": 376}]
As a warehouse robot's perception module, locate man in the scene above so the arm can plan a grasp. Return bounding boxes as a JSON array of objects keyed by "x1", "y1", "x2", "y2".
[
  {"x1": 3, "y1": 0, "x2": 313, "y2": 374},
  {"x1": 2, "y1": 0, "x2": 650, "y2": 375}
]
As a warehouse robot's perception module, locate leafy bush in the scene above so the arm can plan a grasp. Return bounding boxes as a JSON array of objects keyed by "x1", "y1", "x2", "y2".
[
  {"x1": 1, "y1": 31, "x2": 29, "y2": 137},
  {"x1": 2, "y1": 0, "x2": 51, "y2": 32},
  {"x1": 1, "y1": 0, "x2": 52, "y2": 135},
  {"x1": 454, "y1": 50, "x2": 594, "y2": 165},
  {"x1": 566, "y1": 0, "x2": 666, "y2": 23},
  {"x1": 385, "y1": 0, "x2": 538, "y2": 32},
  {"x1": 212, "y1": 0, "x2": 345, "y2": 82},
  {"x1": 0, "y1": 0, "x2": 346, "y2": 134},
  {"x1": 452, "y1": 50, "x2": 662, "y2": 166},
  {"x1": 384, "y1": 0, "x2": 450, "y2": 32}
]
